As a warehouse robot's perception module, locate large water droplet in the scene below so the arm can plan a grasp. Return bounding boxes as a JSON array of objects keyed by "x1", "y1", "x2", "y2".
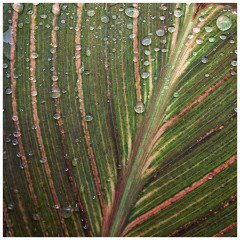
[
  {"x1": 39, "y1": 157, "x2": 47, "y2": 164},
  {"x1": 216, "y1": 15, "x2": 232, "y2": 31},
  {"x1": 87, "y1": 9, "x2": 95, "y2": 17},
  {"x1": 134, "y1": 102, "x2": 145, "y2": 114},
  {"x1": 5, "y1": 87, "x2": 12, "y2": 95},
  {"x1": 61, "y1": 206, "x2": 72, "y2": 219},
  {"x1": 11, "y1": 3, "x2": 24, "y2": 13},
  {"x1": 142, "y1": 36, "x2": 152, "y2": 46},
  {"x1": 8, "y1": 203, "x2": 15, "y2": 211},
  {"x1": 85, "y1": 114, "x2": 93, "y2": 122},
  {"x1": 51, "y1": 89, "x2": 61, "y2": 99},
  {"x1": 53, "y1": 112, "x2": 61, "y2": 120},
  {"x1": 125, "y1": 7, "x2": 139, "y2": 18},
  {"x1": 72, "y1": 158, "x2": 78, "y2": 167},
  {"x1": 31, "y1": 52, "x2": 39, "y2": 59},
  {"x1": 101, "y1": 15, "x2": 109, "y2": 23},
  {"x1": 156, "y1": 28, "x2": 165, "y2": 37},
  {"x1": 174, "y1": 8, "x2": 183, "y2": 18}
]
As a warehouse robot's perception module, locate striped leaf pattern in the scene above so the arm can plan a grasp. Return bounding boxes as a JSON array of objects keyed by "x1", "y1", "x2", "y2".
[{"x1": 3, "y1": 3, "x2": 237, "y2": 237}]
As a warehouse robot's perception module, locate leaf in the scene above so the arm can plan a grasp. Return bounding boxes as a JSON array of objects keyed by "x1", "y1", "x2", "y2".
[{"x1": 3, "y1": 3, "x2": 237, "y2": 237}]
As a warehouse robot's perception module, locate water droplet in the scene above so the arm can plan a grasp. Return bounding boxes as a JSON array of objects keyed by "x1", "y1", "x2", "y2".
[
  {"x1": 125, "y1": 7, "x2": 139, "y2": 18},
  {"x1": 142, "y1": 36, "x2": 152, "y2": 46},
  {"x1": 160, "y1": 15, "x2": 165, "y2": 20},
  {"x1": 12, "y1": 139, "x2": 18, "y2": 146},
  {"x1": 231, "y1": 70, "x2": 236, "y2": 76},
  {"x1": 168, "y1": 26, "x2": 175, "y2": 33},
  {"x1": 32, "y1": 213, "x2": 40, "y2": 221},
  {"x1": 209, "y1": 36, "x2": 215, "y2": 43},
  {"x1": 129, "y1": 33, "x2": 135, "y2": 39},
  {"x1": 51, "y1": 89, "x2": 61, "y2": 99},
  {"x1": 40, "y1": 14, "x2": 47, "y2": 19},
  {"x1": 13, "y1": 130, "x2": 21, "y2": 138},
  {"x1": 11, "y1": 3, "x2": 24, "y2": 13},
  {"x1": 201, "y1": 57, "x2": 208, "y2": 64},
  {"x1": 174, "y1": 8, "x2": 183, "y2": 18},
  {"x1": 12, "y1": 115, "x2": 18, "y2": 121},
  {"x1": 234, "y1": 107, "x2": 237, "y2": 112},
  {"x1": 141, "y1": 72, "x2": 149, "y2": 79},
  {"x1": 173, "y1": 92, "x2": 179, "y2": 98},
  {"x1": 220, "y1": 34, "x2": 227, "y2": 40},
  {"x1": 144, "y1": 50, "x2": 150, "y2": 56},
  {"x1": 53, "y1": 112, "x2": 61, "y2": 120},
  {"x1": 193, "y1": 27, "x2": 200, "y2": 33},
  {"x1": 231, "y1": 60, "x2": 237, "y2": 66},
  {"x1": 52, "y1": 75, "x2": 58, "y2": 81},
  {"x1": 87, "y1": 9, "x2": 95, "y2": 17},
  {"x1": 205, "y1": 25, "x2": 213, "y2": 32},
  {"x1": 39, "y1": 157, "x2": 47, "y2": 164},
  {"x1": 101, "y1": 15, "x2": 109, "y2": 23},
  {"x1": 86, "y1": 48, "x2": 91, "y2": 57},
  {"x1": 31, "y1": 52, "x2": 39, "y2": 59},
  {"x1": 61, "y1": 206, "x2": 72, "y2": 219},
  {"x1": 75, "y1": 44, "x2": 81, "y2": 51},
  {"x1": 52, "y1": 3, "x2": 60, "y2": 16},
  {"x1": 5, "y1": 87, "x2": 12, "y2": 95},
  {"x1": 3, "y1": 63, "x2": 8, "y2": 69},
  {"x1": 156, "y1": 28, "x2": 165, "y2": 37},
  {"x1": 216, "y1": 15, "x2": 232, "y2": 31},
  {"x1": 18, "y1": 22, "x2": 24, "y2": 28},
  {"x1": 85, "y1": 114, "x2": 93, "y2": 122},
  {"x1": 3, "y1": 27, "x2": 13, "y2": 60},
  {"x1": 208, "y1": 173, "x2": 214, "y2": 180},
  {"x1": 134, "y1": 102, "x2": 145, "y2": 114},
  {"x1": 53, "y1": 204, "x2": 60, "y2": 209},
  {"x1": 72, "y1": 157, "x2": 78, "y2": 167},
  {"x1": 31, "y1": 90, "x2": 37, "y2": 97},
  {"x1": 196, "y1": 38, "x2": 203, "y2": 44},
  {"x1": 126, "y1": 23, "x2": 133, "y2": 29},
  {"x1": 8, "y1": 203, "x2": 15, "y2": 210}
]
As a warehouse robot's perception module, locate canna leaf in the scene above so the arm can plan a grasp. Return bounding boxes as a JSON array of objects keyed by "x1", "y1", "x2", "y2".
[{"x1": 3, "y1": 3, "x2": 237, "y2": 237}]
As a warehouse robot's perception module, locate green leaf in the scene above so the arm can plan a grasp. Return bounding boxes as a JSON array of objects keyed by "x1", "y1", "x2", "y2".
[{"x1": 3, "y1": 3, "x2": 236, "y2": 237}]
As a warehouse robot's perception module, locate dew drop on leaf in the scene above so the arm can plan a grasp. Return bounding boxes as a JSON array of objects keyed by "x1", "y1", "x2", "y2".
[
  {"x1": 40, "y1": 14, "x2": 47, "y2": 19},
  {"x1": 3, "y1": 27, "x2": 13, "y2": 60},
  {"x1": 61, "y1": 207, "x2": 72, "y2": 219},
  {"x1": 209, "y1": 36, "x2": 215, "y2": 43},
  {"x1": 3, "y1": 63, "x2": 8, "y2": 69},
  {"x1": 216, "y1": 15, "x2": 232, "y2": 31},
  {"x1": 126, "y1": 23, "x2": 133, "y2": 29},
  {"x1": 220, "y1": 34, "x2": 227, "y2": 40},
  {"x1": 156, "y1": 28, "x2": 165, "y2": 37},
  {"x1": 13, "y1": 130, "x2": 21, "y2": 138},
  {"x1": 72, "y1": 158, "x2": 78, "y2": 167},
  {"x1": 231, "y1": 60, "x2": 237, "y2": 66},
  {"x1": 8, "y1": 203, "x2": 15, "y2": 211},
  {"x1": 5, "y1": 87, "x2": 12, "y2": 95},
  {"x1": 141, "y1": 72, "x2": 149, "y2": 79},
  {"x1": 31, "y1": 90, "x2": 37, "y2": 97},
  {"x1": 85, "y1": 114, "x2": 93, "y2": 122},
  {"x1": 51, "y1": 89, "x2": 61, "y2": 99},
  {"x1": 174, "y1": 8, "x2": 183, "y2": 18},
  {"x1": 134, "y1": 102, "x2": 145, "y2": 114},
  {"x1": 205, "y1": 25, "x2": 213, "y2": 32},
  {"x1": 32, "y1": 213, "x2": 40, "y2": 221},
  {"x1": 39, "y1": 157, "x2": 47, "y2": 164},
  {"x1": 201, "y1": 57, "x2": 208, "y2": 64},
  {"x1": 125, "y1": 7, "x2": 139, "y2": 18},
  {"x1": 193, "y1": 27, "x2": 200, "y2": 33},
  {"x1": 12, "y1": 115, "x2": 18, "y2": 121},
  {"x1": 101, "y1": 15, "x2": 109, "y2": 23},
  {"x1": 168, "y1": 26, "x2": 175, "y2": 33},
  {"x1": 53, "y1": 112, "x2": 61, "y2": 120},
  {"x1": 31, "y1": 52, "x2": 39, "y2": 59},
  {"x1": 87, "y1": 9, "x2": 95, "y2": 17},
  {"x1": 173, "y1": 92, "x2": 179, "y2": 98},
  {"x1": 142, "y1": 36, "x2": 152, "y2": 46}
]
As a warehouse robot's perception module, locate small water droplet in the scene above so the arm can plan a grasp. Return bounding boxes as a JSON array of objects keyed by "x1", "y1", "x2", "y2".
[
  {"x1": 32, "y1": 213, "x2": 40, "y2": 221},
  {"x1": 75, "y1": 44, "x2": 81, "y2": 51},
  {"x1": 216, "y1": 15, "x2": 232, "y2": 31},
  {"x1": 31, "y1": 90, "x2": 37, "y2": 97},
  {"x1": 126, "y1": 23, "x2": 133, "y2": 29},
  {"x1": 141, "y1": 72, "x2": 149, "y2": 79},
  {"x1": 8, "y1": 203, "x2": 15, "y2": 210},
  {"x1": 196, "y1": 38, "x2": 203, "y2": 44},
  {"x1": 174, "y1": 8, "x2": 183, "y2": 18},
  {"x1": 12, "y1": 115, "x2": 18, "y2": 121},
  {"x1": 53, "y1": 112, "x2": 61, "y2": 120},
  {"x1": 52, "y1": 75, "x2": 58, "y2": 81},
  {"x1": 51, "y1": 89, "x2": 61, "y2": 99},
  {"x1": 11, "y1": 3, "x2": 24, "y2": 13},
  {"x1": 5, "y1": 87, "x2": 12, "y2": 95},
  {"x1": 125, "y1": 7, "x2": 139, "y2": 18},
  {"x1": 209, "y1": 36, "x2": 215, "y2": 43},
  {"x1": 85, "y1": 114, "x2": 93, "y2": 122},
  {"x1": 31, "y1": 52, "x2": 39, "y2": 59},
  {"x1": 13, "y1": 130, "x2": 21, "y2": 138},
  {"x1": 134, "y1": 102, "x2": 145, "y2": 114},
  {"x1": 205, "y1": 25, "x2": 213, "y2": 32},
  {"x1": 101, "y1": 15, "x2": 109, "y2": 23},
  {"x1": 72, "y1": 157, "x2": 78, "y2": 167},
  {"x1": 231, "y1": 70, "x2": 236, "y2": 76},
  {"x1": 208, "y1": 173, "x2": 214, "y2": 180},
  {"x1": 12, "y1": 139, "x2": 18, "y2": 146},
  {"x1": 18, "y1": 22, "x2": 24, "y2": 28},
  {"x1": 142, "y1": 36, "x2": 152, "y2": 46},
  {"x1": 193, "y1": 27, "x2": 200, "y2": 33},
  {"x1": 220, "y1": 34, "x2": 227, "y2": 40},
  {"x1": 87, "y1": 9, "x2": 95, "y2": 17},
  {"x1": 129, "y1": 33, "x2": 135, "y2": 39},
  {"x1": 168, "y1": 26, "x2": 175, "y2": 33},
  {"x1": 86, "y1": 48, "x2": 91, "y2": 57},
  {"x1": 173, "y1": 92, "x2": 179, "y2": 98},
  {"x1": 160, "y1": 15, "x2": 165, "y2": 20},
  {"x1": 40, "y1": 14, "x2": 47, "y2": 19},
  {"x1": 156, "y1": 28, "x2": 165, "y2": 37},
  {"x1": 61, "y1": 206, "x2": 72, "y2": 219},
  {"x1": 231, "y1": 60, "x2": 237, "y2": 66},
  {"x1": 3, "y1": 63, "x2": 8, "y2": 69},
  {"x1": 201, "y1": 57, "x2": 208, "y2": 64},
  {"x1": 53, "y1": 204, "x2": 60, "y2": 209},
  {"x1": 39, "y1": 157, "x2": 47, "y2": 164},
  {"x1": 52, "y1": 3, "x2": 60, "y2": 16}
]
